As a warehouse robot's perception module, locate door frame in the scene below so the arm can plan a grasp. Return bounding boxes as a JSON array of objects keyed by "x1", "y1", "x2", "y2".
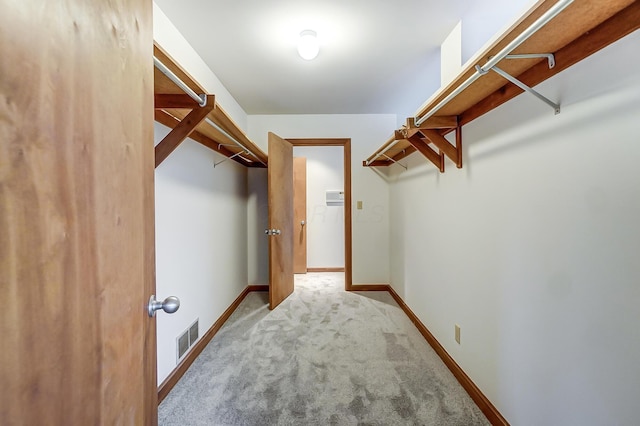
[{"x1": 286, "y1": 138, "x2": 352, "y2": 290}]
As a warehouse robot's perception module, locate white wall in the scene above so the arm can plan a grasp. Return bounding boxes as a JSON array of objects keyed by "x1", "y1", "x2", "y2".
[
  {"x1": 441, "y1": 21, "x2": 462, "y2": 87},
  {"x1": 153, "y1": 2, "x2": 251, "y2": 384},
  {"x1": 389, "y1": 31, "x2": 640, "y2": 425},
  {"x1": 460, "y1": 0, "x2": 535, "y2": 65},
  {"x1": 154, "y1": 124, "x2": 248, "y2": 384},
  {"x1": 247, "y1": 114, "x2": 396, "y2": 285},
  {"x1": 293, "y1": 146, "x2": 344, "y2": 269}
]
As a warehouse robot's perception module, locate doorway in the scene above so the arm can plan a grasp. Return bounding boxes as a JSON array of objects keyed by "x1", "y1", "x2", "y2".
[{"x1": 287, "y1": 139, "x2": 352, "y2": 290}]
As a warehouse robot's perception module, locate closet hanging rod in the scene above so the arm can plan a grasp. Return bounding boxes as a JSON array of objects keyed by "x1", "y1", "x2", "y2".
[
  {"x1": 204, "y1": 118, "x2": 267, "y2": 167},
  {"x1": 154, "y1": 56, "x2": 207, "y2": 107},
  {"x1": 415, "y1": 0, "x2": 573, "y2": 126}
]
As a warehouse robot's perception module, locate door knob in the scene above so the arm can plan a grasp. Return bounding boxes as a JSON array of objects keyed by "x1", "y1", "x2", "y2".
[
  {"x1": 148, "y1": 295, "x2": 180, "y2": 317},
  {"x1": 301, "y1": 220, "x2": 305, "y2": 226}
]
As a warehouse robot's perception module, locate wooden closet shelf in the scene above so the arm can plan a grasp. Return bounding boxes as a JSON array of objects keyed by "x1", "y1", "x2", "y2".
[
  {"x1": 364, "y1": 0, "x2": 640, "y2": 170},
  {"x1": 153, "y1": 43, "x2": 267, "y2": 168}
]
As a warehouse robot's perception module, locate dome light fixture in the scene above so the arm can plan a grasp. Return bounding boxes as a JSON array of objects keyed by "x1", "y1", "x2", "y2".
[{"x1": 297, "y1": 30, "x2": 319, "y2": 60}]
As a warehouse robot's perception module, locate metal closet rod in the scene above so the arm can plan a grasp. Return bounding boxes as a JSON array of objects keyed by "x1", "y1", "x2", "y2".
[
  {"x1": 415, "y1": 0, "x2": 573, "y2": 126},
  {"x1": 153, "y1": 56, "x2": 207, "y2": 107},
  {"x1": 204, "y1": 118, "x2": 266, "y2": 167}
]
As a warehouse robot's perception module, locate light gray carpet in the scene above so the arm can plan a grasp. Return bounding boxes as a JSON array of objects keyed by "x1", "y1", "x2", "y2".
[{"x1": 159, "y1": 273, "x2": 489, "y2": 425}]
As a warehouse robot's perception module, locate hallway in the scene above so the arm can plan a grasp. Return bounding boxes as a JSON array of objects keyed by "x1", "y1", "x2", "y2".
[{"x1": 159, "y1": 273, "x2": 488, "y2": 425}]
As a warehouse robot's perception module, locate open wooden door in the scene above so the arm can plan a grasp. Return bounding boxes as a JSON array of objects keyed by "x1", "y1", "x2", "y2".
[
  {"x1": 268, "y1": 132, "x2": 294, "y2": 309},
  {"x1": 1, "y1": 1, "x2": 156, "y2": 424},
  {"x1": 293, "y1": 157, "x2": 307, "y2": 274}
]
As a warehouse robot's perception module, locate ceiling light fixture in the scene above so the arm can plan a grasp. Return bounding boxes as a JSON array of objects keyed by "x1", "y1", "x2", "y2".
[{"x1": 297, "y1": 30, "x2": 319, "y2": 60}]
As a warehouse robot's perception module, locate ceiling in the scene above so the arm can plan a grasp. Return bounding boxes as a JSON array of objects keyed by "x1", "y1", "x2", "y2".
[{"x1": 154, "y1": 0, "x2": 477, "y2": 116}]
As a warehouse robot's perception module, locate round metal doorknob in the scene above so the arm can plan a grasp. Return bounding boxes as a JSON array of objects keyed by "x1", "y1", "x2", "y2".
[{"x1": 148, "y1": 295, "x2": 180, "y2": 317}]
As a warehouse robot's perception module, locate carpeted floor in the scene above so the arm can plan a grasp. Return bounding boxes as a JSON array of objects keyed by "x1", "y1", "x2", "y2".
[{"x1": 159, "y1": 273, "x2": 489, "y2": 425}]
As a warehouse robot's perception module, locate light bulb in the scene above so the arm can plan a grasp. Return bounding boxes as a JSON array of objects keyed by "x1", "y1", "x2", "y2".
[{"x1": 297, "y1": 30, "x2": 319, "y2": 60}]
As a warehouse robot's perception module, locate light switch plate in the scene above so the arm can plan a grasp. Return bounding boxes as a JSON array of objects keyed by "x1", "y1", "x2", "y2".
[{"x1": 455, "y1": 324, "x2": 461, "y2": 344}]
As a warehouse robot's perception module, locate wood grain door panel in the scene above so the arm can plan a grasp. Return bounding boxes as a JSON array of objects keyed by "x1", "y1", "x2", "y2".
[
  {"x1": 0, "y1": 1, "x2": 156, "y2": 424},
  {"x1": 268, "y1": 133, "x2": 294, "y2": 310}
]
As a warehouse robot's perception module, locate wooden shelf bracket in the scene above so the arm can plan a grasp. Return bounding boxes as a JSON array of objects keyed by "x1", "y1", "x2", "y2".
[
  {"x1": 155, "y1": 95, "x2": 215, "y2": 168},
  {"x1": 403, "y1": 117, "x2": 462, "y2": 170},
  {"x1": 406, "y1": 134, "x2": 445, "y2": 173}
]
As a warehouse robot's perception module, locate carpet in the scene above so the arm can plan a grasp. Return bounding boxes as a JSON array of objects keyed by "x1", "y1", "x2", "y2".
[{"x1": 159, "y1": 273, "x2": 489, "y2": 425}]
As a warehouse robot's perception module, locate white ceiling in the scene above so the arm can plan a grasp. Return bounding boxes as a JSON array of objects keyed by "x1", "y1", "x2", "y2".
[{"x1": 154, "y1": 0, "x2": 477, "y2": 116}]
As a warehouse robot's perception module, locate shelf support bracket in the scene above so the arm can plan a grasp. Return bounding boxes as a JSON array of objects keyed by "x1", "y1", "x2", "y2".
[
  {"x1": 481, "y1": 64, "x2": 560, "y2": 114},
  {"x1": 420, "y1": 129, "x2": 462, "y2": 169},
  {"x1": 155, "y1": 96, "x2": 215, "y2": 168},
  {"x1": 382, "y1": 154, "x2": 407, "y2": 170},
  {"x1": 214, "y1": 150, "x2": 249, "y2": 168},
  {"x1": 455, "y1": 126, "x2": 462, "y2": 169},
  {"x1": 405, "y1": 117, "x2": 462, "y2": 169},
  {"x1": 406, "y1": 134, "x2": 444, "y2": 173},
  {"x1": 154, "y1": 94, "x2": 205, "y2": 109}
]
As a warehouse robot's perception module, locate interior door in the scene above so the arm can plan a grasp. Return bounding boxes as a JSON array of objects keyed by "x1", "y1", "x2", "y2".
[
  {"x1": 0, "y1": 1, "x2": 156, "y2": 424},
  {"x1": 293, "y1": 157, "x2": 307, "y2": 273},
  {"x1": 268, "y1": 132, "x2": 294, "y2": 309}
]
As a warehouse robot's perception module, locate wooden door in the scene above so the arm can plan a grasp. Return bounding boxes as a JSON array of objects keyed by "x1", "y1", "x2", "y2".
[
  {"x1": 293, "y1": 157, "x2": 307, "y2": 273},
  {"x1": 0, "y1": 1, "x2": 156, "y2": 425},
  {"x1": 268, "y1": 133, "x2": 294, "y2": 309}
]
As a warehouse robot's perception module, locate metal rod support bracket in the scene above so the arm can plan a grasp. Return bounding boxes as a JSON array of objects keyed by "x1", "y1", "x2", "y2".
[
  {"x1": 205, "y1": 118, "x2": 266, "y2": 167},
  {"x1": 491, "y1": 65, "x2": 560, "y2": 114},
  {"x1": 475, "y1": 65, "x2": 490, "y2": 76},
  {"x1": 504, "y1": 53, "x2": 555, "y2": 68},
  {"x1": 214, "y1": 150, "x2": 249, "y2": 168},
  {"x1": 382, "y1": 154, "x2": 407, "y2": 170}
]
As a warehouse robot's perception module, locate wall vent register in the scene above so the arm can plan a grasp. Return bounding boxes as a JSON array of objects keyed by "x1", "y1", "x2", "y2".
[{"x1": 177, "y1": 318, "x2": 199, "y2": 361}]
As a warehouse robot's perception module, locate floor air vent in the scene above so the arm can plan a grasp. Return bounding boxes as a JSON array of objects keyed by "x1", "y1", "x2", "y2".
[{"x1": 177, "y1": 318, "x2": 199, "y2": 362}]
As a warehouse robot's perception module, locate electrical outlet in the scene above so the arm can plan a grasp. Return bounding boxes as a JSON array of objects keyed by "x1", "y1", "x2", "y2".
[{"x1": 455, "y1": 324, "x2": 461, "y2": 344}]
